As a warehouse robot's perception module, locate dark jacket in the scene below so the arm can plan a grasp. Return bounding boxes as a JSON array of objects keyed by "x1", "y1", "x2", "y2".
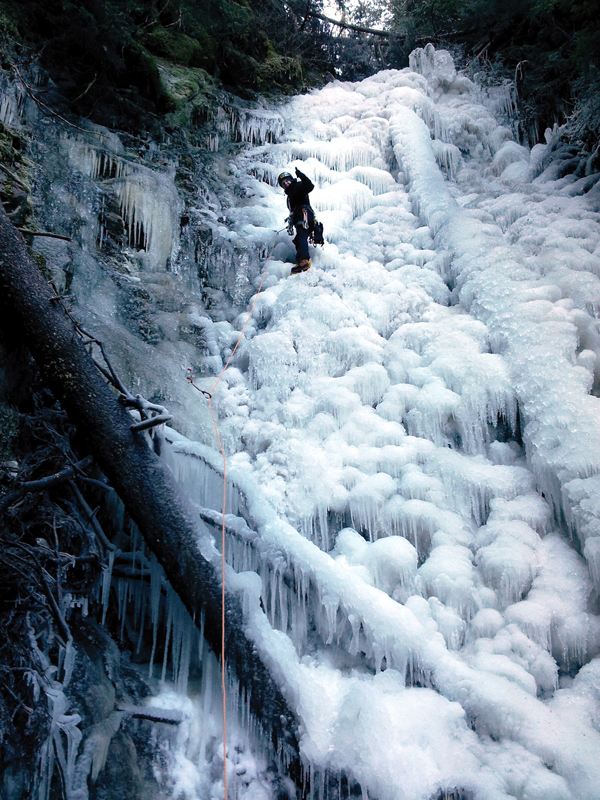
[{"x1": 285, "y1": 169, "x2": 315, "y2": 224}]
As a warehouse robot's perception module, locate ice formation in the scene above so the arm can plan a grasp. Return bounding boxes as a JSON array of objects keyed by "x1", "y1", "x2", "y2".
[
  {"x1": 154, "y1": 44, "x2": 600, "y2": 800},
  {"x1": 65, "y1": 133, "x2": 181, "y2": 270},
  {"x1": 15, "y1": 41, "x2": 600, "y2": 800}
]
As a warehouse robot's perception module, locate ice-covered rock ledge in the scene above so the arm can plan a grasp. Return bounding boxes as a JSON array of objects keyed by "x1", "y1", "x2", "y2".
[{"x1": 390, "y1": 57, "x2": 600, "y2": 584}]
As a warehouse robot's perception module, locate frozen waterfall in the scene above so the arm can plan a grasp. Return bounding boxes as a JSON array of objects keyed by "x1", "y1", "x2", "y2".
[
  {"x1": 23, "y1": 41, "x2": 600, "y2": 800},
  {"x1": 161, "y1": 45, "x2": 600, "y2": 800}
]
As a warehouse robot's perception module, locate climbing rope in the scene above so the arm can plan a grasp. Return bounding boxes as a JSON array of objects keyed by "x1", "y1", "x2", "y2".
[{"x1": 187, "y1": 228, "x2": 283, "y2": 798}]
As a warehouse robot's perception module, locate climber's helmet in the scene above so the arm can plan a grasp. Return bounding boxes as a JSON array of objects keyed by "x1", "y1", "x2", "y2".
[{"x1": 278, "y1": 172, "x2": 293, "y2": 189}]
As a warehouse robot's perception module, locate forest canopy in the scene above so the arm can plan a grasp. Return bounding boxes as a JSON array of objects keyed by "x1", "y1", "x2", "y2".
[{"x1": 0, "y1": 0, "x2": 598, "y2": 148}]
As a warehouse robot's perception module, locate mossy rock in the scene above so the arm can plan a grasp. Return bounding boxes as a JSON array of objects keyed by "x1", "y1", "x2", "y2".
[
  {"x1": 158, "y1": 61, "x2": 214, "y2": 100},
  {"x1": 221, "y1": 40, "x2": 302, "y2": 92},
  {"x1": 28, "y1": 249, "x2": 50, "y2": 280},
  {"x1": 0, "y1": 7, "x2": 19, "y2": 51},
  {"x1": 256, "y1": 47, "x2": 302, "y2": 90},
  {"x1": 145, "y1": 26, "x2": 214, "y2": 70},
  {"x1": 220, "y1": 45, "x2": 263, "y2": 89},
  {"x1": 157, "y1": 61, "x2": 216, "y2": 125}
]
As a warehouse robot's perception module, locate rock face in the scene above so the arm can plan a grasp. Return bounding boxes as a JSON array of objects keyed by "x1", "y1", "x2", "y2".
[
  {"x1": 22, "y1": 61, "x2": 282, "y2": 443},
  {"x1": 0, "y1": 62, "x2": 290, "y2": 800},
  {"x1": 66, "y1": 619, "x2": 151, "y2": 800}
]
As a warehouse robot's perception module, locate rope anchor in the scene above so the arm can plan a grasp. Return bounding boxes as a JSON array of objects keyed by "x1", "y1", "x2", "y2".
[{"x1": 186, "y1": 368, "x2": 212, "y2": 398}]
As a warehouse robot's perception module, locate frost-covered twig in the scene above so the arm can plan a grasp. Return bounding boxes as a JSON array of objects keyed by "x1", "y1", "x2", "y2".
[
  {"x1": 3, "y1": 681, "x2": 33, "y2": 715},
  {"x1": 116, "y1": 704, "x2": 185, "y2": 724},
  {"x1": 197, "y1": 505, "x2": 258, "y2": 542},
  {"x1": 121, "y1": 394, "x2": 172, "y2": 432},
  {"x1": 129, "y1": 413, "x2": 172, "y2": 432},
  {"x1": 2, "y1": 540, "x2": 72, "y2": 643}
]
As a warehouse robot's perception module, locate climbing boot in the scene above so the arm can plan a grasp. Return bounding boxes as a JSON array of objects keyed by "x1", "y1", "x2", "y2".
[{"x1": 291, "y1": 259, "x2": 311, "y2": 274}]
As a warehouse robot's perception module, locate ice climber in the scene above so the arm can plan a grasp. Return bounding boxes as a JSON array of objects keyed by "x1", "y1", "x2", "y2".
[{"x1": 278, "y1": 167, "x2": 320, "y2": 274}]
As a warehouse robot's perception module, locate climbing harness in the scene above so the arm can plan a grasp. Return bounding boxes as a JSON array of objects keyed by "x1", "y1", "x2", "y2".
[
  {"x1": 187, "y1": 228, "x2": 282, "y2": 798},
  {"x1": 285, "y1": 207, "x2": 325, "y2": 247}
]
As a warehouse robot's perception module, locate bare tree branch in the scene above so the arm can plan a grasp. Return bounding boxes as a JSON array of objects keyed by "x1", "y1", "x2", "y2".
[
  {"x1": 13, "y1": 66, "x2": 107, "y2": 138},
  {"x1": 0, "y1": 163, "x2": 30, "y2": 191},
  {"x1": 68, "y1": 481, "x2": 116, "y2": 552},
  {"x1": 0, "y1": 456, "x2": 94, "y2": 514},
  {"x1": 129, "y1": 414, "x2": 172, "y2": 433},
  {"x1": 308, "y1": 10, "x2": 391, "y2": 38},
  {"x1": 17, "y1": 228, "x2": 72, "y2": 241}
]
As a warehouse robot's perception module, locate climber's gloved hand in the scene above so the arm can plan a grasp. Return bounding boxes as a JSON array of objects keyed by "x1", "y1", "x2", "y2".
[{"x1": 295, "y1": 167, "x2": 305, "y2": 178}]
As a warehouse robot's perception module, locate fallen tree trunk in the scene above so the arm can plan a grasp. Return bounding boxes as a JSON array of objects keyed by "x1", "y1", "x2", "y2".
[{"x1": 0, "y1": 203, "x2": 301, "y2": 772}]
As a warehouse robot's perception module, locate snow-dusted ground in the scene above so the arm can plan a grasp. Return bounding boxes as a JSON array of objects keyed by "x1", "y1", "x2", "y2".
[{"x1": 164, "y1": 47, "x2": 600, "y2": 800}]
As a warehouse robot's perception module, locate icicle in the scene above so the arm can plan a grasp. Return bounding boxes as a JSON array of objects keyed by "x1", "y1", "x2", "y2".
[
  {"x1": 117, "y1": 578, "x2": 128, "y2": 642},
  {"x1": 44, "y1": 686, "x2": 82, "y2": 799},
  {"x1": 148, "y1": 552, "x2": 163, "y2": 679},
  {"x1": 100, "y1": 548, "x2": 115, "y2": 626},
  {"x1": 0, "y1": 93, "x2": 17, "y2": 127},
  {"x1": 312, "y1": 179, "x2": 374, "y2": 219},
  {"x1": 36, "y1": 736, "x2": 54, "y2": 800},
  {"x1": 171, "y1": 595, "x2": 184, "y2": 687},
  {"x1": 267, "y1": 563, "x2": 279, "y2": 627},
  {"x1": 114, "y1": 167, "x2": 179, "y2": 270},
  {"x1": 233, "y1": 108, "x2": 284, "y2": 145},
  {"x1": 292, "y1": 140, "x2": 381, "y2": 172},
  {"x1": 431, "y1": 140, "x2": 462, "y2": 180},
  {"x1": 199, "y1": 653, "x2": 214, "y2": 767},
  {"x1": 0, "y1": 82, "x2": 26, "y2": 127},
  {"x1": 177, "y1": 612, "x2": 193, "y2": 696},
  {"x1": 322, "y1": 594, "x2": 339, "y2": 645},
  {"x1": 278, "y1": 566, "x2": 289, "y2": 634},
  {"x1": 161, "y1": 585, "x2": 174, "y2": 685},
  {"x1": 135, "y1": 591, "x2": 146, "y2": 656},
  {"x1": 61, "y1": 639, "x2": 76, "y2": 689},
  {"x1": 132, "y1": 568, "x2": 144, "y2": 637}
]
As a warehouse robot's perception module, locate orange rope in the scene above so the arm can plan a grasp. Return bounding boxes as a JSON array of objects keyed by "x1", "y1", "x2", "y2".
[
  {"x1": 206, "y1": 395, "x2": 230, "y2": 798},
  {"x1": 188, "y1": 230, "x2": 281, "y2": 799}
]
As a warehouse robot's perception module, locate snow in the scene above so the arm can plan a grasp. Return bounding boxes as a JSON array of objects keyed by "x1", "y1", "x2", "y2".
[{"x1": 154, "y1": 45, "x2": 600, "y2": 800}]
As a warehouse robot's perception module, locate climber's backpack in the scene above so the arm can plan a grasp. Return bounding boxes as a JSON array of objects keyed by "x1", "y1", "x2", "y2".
[{"x1": 310, "y1": 219, "x2": 325, "y2": 246}]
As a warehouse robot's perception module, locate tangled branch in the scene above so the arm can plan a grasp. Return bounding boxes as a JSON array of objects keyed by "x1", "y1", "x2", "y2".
[{"x1": 48, "y1": 281, "x2": 173, "y2": 434}]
